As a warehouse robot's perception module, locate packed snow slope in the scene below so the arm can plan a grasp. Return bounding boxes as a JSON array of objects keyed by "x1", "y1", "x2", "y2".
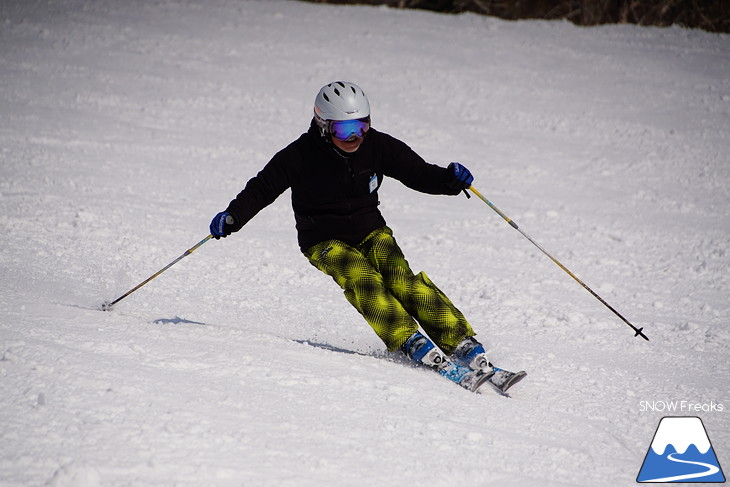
[{"x1": 1, "y1": 1, "x2": 728, "y2": 486}]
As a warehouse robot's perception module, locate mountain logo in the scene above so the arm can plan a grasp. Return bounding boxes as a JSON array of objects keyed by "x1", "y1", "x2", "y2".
[{"x1": 637, "y1": 416, "x2": 726, "y2": 483}]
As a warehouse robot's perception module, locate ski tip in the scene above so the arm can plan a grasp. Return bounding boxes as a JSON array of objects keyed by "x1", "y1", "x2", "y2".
[
  {"x1": 477, "y1": 370, "x2": 526, "y2": 396},
  {"x1": 497, "y1": 370, "x2": 527, "y2": 396}
]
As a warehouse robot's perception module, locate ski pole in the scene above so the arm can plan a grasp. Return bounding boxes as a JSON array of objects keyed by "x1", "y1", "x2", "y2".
[
  {"x1": 468, "y1": 185, "x2": 649, "y2": 341},
  {"x1": 101, "y1": 234, "x2": 213, "y2": 311}
]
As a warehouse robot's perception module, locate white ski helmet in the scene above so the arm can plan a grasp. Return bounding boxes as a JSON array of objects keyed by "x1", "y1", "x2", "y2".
[{"x1": 313, "y1": 81, "x2": 370, "y2": 136}]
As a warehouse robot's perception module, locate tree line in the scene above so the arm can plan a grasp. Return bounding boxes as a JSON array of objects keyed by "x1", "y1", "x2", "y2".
[{"x1": 300, "y1": 0, "x2": 729, "y2": 33}]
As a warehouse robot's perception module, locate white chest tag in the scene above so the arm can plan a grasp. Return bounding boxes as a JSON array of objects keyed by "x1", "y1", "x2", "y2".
[{"x1": 368, "y1": 174, "x2": 378, "y2": 194}]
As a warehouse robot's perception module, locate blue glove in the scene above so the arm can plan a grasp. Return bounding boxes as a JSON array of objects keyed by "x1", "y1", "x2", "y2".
[
  {"x1": 210, "y1": 212, "x2": 234, "y2": 239},
  {"x1": 446, "y1": 162, "x2": 474, "y2": 191}
]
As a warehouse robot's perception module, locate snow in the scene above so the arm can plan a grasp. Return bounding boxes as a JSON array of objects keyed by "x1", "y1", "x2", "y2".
[
  {"x1": 1, "y1": 0, "x2": 728, "y2": 485},
  {"x1": 650, "y1": 417, "x2": 711, "y2": 455}
]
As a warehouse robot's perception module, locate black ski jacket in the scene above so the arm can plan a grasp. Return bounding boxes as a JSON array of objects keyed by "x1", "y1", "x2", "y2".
[{"x1": 225, "y1": 121, "x2": 461, "y2": 252}]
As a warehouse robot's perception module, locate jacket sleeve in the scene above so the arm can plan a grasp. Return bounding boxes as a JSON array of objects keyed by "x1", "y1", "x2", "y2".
[
  {"x1": 378, "y1": 131, "x2": 461, "y2": 196},
  {"x1": 224, "y1": 144, "x2": 300, "y2": 231}
]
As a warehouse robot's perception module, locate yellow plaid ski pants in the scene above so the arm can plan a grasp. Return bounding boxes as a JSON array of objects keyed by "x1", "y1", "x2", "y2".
[{"x1": 304, "y1": 226, "x2": 475, "y2": 353}]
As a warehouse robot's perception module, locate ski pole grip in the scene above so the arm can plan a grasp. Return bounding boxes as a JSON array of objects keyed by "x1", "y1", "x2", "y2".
[{"x1": 225, "y1": 214, "x2": 234, "y2": 225}]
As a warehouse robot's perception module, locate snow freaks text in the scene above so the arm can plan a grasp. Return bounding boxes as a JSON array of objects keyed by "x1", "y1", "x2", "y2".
[{"x1": 639, "y1": 400, "x2": 724, "y2": 413}]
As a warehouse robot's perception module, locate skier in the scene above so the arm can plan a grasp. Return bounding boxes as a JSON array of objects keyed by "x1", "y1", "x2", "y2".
[{"x1": 210, "y1": 81, "x2": 523, "y2": 393}]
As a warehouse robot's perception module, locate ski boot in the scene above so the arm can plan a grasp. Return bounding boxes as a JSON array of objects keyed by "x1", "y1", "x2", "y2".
[
  {"x1": 451, "y1": 336, "x2": 526, "y2": 395},
  {"x1": 451, "y1": 336, "x2": 492, "y2": 373},
  {"x1": 401, "y1": 332, "x2": 492, "y2": 393}
]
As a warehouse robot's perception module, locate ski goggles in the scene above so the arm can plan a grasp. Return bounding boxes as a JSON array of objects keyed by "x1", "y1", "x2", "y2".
[{"x1": 329, "y1": 117, "x2": 370, "y2": 141}]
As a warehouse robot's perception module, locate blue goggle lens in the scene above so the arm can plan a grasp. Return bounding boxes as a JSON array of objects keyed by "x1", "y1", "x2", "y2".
[{"x1": 330, "y1": 118, "x2": 370, "y2": 141}]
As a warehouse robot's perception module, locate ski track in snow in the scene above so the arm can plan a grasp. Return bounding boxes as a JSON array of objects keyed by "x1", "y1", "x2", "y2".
[
  {"x1": 1, "y1": 1, "x2": 728, "y2": 486},
  {"x1": 647, "y1": 453, "x2": 721, "y2": 482}
]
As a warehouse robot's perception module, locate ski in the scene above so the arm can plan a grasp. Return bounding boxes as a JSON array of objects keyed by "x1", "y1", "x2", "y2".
[
  {"x1": 484, "y1": 367, "x2": 527, "y2": 396},
  {"x1": 434, "y1": 360, "x2": 494, "y2": 393},
  {"x1": 295, "y1": 338, "x2": 524, "y2": 396},
  {"x1": 448, "y1": 336, "x2": 526, "y2": 395}
]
